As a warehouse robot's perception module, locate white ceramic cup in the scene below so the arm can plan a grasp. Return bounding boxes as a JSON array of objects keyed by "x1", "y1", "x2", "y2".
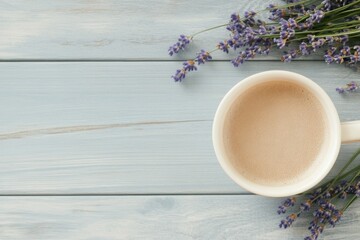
[{"x1": 212, "y1": 70, "x2": 360, "y2": 197}]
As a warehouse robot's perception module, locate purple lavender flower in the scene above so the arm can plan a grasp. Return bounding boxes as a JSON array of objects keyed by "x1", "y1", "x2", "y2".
[
  {"x1": 307, "y1": 223, "x2": 324, "y2": 240},
  {"x1": 171, "y1": 50, "x2": 212, "y2": 82},
  {"x1": 262, "y1": 39, "x2": 272, "y2": 54},
  {"x1": 268, "y1": 4, "x2": 286, "y2": 20},
  {"x1": 336, "y1": 87, "x2": 346, "y2": 93},
  {"x1": 172, "y1": 69, "x2": 186, "y2": 82},
  {"x1": 350, "y1": 51, "x2": 360, "y2": 64},
  {"x1": 325, "y1": 36, "x2": 335, "y2": 44},
  {"x1": 334, "y1": 55, "x2": 344, "y2": 64},
  {"x1": 324, "y1": 46, "x2": 338, "y2": 63},
  {"x1": 307, "y1": 188, "x2": 323, "y2": 202},
  {"x1": 319, "y1": 200, "x2": 336, "y2": 211},
  {"x1": 288, "y1": 18, "x2": 298, "y2": 28},
  {"x1": 279, "y1": 214, "x2": 298, "y2": 229},
  {"x1": 355, "y1": 188, "x2": 360, "y2": 197},
  {"x1": 277, "y1": 197, "x2": 296, "y2": 214},
  {"x1": 325, "y1": 55, "x2": 334, "y2": 64},
  {"x1": 341, "y1": 46, "x2": 351, "y2": 56},
  {"x1": 274, "y1": 38, "x2": 287, "y2": 49},
  {"x1": 339, "y1": 191, "x2": 347, "y2": 199},
  {"x1": 258, "y1": 25, "x2": 267, "y2": 35},
  {"x1": 168, "y1": 35, "x2": 191, "y2": 56},
  {"x1": 307, "y1": 34, "x2": 316, "y2": 43},
  {"x1": 244, "y1": 11, "x2": 256, "y2": 19},
  {"x1": 280, "y1": 28, "x2": 295, "y2": 39},
  {"x1": 252, "y1": 45, "x2": 263, "y2": 54},
  {"x1": 346, "y1": 81, "x2": 359, "y2": 92},
  {"x1": 308, "y1": 10, "x2": 325, "y2": 25},
  {"x1": 297, "y1": 22, "x2": 310, "y2": 30},
  {"x1": 332, "y1": 180, "x2": 347, "y2": 194},
  {"x1": 311, "y1": 224, "x2": 324, "y2": 235},
  {"x1": 339, "y1": 35, "x2": 349, "y2": 44},
  {"x1": 303, "y1": 199, "x2": 340, "y2": 239},
  {"x1": 328, "y1": 210, "x2": 342, "y2": 227},
  {"x1": 322, "y1": 188, "x2": 333, "y2": 199},
  {"x1": 183, "y1": 60, "x2": 197, "y2": 71},
  {"x1": 345, "y1": 185, "x2": 356, "y2": 194},
  {"x1": 325, "y1": 46, "x2": 343, "y2": 64},
  {"x1": 313, "y1": 207, "x2": 325, "y2": 218},
  {"x1": 322, "y1": 0, "x2": 332, "y2": 10},
  {"x1": 245, "y1": 47, "x2": 256, "y2": 59},
  {"x1": 227, "y1": 33, "x2": 245, "y2": 50},
  {"x1": 282, "y1": 49, "x2": 298, "y2": 62},
  {"x1": 227, "y1": 13, "x2": 246, "y2": 33},
  {"x1": 268, "y1": 25, "x2": 277, "y2": 34},
  {"x1": 311, "y1": 38, "x2": 326, "y2": 51},
  {"x1": 267, "y1": 4, "x2": 276, "y2": 9},
  {"x1": 299, "y1": 42, "x2": 310, "y2": 55},
  {"x1": 230, "y1": 13, "x2": 240, "y2": 22},
  {"x1": 324, "y1": 210, "x2": 332, "y2": 218},
  {"x1": 171, "y1": 60, "x2": 197, "y2": 82},
  {"x1": 300, "y1": 200, "x2": 312, "y2": 212},
  {"x1": 304, "y1": 236, "x2": 315, "y2": 240},
  {"x1": 244, "y1": 27, "x2": 256, "y2": 42},
  {"x1": 195, "y1": 50, "x2": 212, "y2": 65},
  {"x1": 217, "y1": 41, "x2": 229, "y2": 53},
  {"x1": 280, "y1": 18, "x2": 297, "y2": 30},
  {"x1": 244, "y1": 11, "x2": 256, "y2": 25},
  {"x1": 231, "y1": 52, "x2": 246, "y2": 67},
  {"x1": 308, "y1": 220, "x2": 317, "y2": 230}
]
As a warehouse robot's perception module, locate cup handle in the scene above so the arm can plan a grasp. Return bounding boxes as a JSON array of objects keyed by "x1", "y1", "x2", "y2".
[{"x1": 341, "y1": 121, "x2": 360, "y2": 143}]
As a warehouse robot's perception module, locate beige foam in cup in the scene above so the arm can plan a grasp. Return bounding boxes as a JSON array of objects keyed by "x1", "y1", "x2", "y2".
[{"x1": 224, "y1": 81, "x2": 327, "y2": 186}]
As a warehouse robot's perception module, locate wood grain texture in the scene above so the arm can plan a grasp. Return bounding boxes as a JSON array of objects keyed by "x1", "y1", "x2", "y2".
[
  {"x1": 1, "y1": 195, "x2": 360, "y2": 239},
  {"x1": 0, "y1": 61, "x2": 359, "y2": 194},
  {"x1": 0, "y1": 0, "x2": 323, "y2": 60}
]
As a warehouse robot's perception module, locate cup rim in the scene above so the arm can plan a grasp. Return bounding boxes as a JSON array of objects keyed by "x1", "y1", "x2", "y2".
[{"x1": 212, "y1": 70, "x2": 341, "y2": 197}]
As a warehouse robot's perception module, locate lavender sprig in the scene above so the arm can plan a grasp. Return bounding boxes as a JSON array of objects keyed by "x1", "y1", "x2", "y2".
[
  {"x1": 169, "y1": 0, "x2": 360, "y2": 82},
  {"x1": 336, "y1": 81, "x2": 359, "y2": 93},
  {"x1": 168, "y1": 35, "x2": 192, "y2": 56},
  {"x1": 172, "y1": 50, "x2": 213, "y2": 82},
  {"x1": 277, "y1": 147, "x2": 360, "y2": 239}
]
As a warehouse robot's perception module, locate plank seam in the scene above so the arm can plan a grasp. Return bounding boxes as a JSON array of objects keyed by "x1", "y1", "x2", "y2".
[
  {"x1": 0, "y1": 59, "x2": 324, "y2": 62},
  {"x1": 0, "y1": 193, "x2": 254, "y2": 197}
]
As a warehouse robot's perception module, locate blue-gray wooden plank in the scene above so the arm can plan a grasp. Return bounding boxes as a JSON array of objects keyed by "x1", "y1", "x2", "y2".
[
  {"x1": 0, "y1": 0, "x2": 323, "y2": 60},
  {"x1": 0, "y1": 61, "x2": 359, "y2": 194},
  {"x1": 1, "y1": 195, "x2": 360, "y2": 239}
]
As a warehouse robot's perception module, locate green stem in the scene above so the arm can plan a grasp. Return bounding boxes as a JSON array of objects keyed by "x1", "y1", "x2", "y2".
[
  {"x1": 208, "y1": 48, "x2": 219, "y2": 54},
  {"x1": 349, "y1": 168, "x2": 360, "y2": 183},
  {"x1": 327, "y1": 20, "x2": 360, "y2": 27},
  {"x1": 319, "y1": 164, "x2": 360, "y2": 189},
  {"x1": 273, "y1": 0, "x2": 313, "y2": 9},
  {"x1": 191, "y1": 24, "x2": 228, "y2": 38},
  {"x1": 302, "y1": 149, "x2": 360, "y2": 197},
  {"x1": 325, "y1": 0, "x2": 360, "y2": 15},
  {"x1": 191, "y1": 7, "x2": 268, "y2": 39},
  {"x1": 299, "y1": 24, "x2": 360, "y2": 34},
  {"x1": 189, "y1": 0, "x2": 360, "y2": 39},
  {"x1": 328, "y1": 170, "x2": 360, "y2": 202},
  {"x1": 342, "y1": 195, "x2": 358, "y2": 211},
  {"x1": 349, "y1": 34, "x2": 360, "y2": 39},
  {"x1": 316, "y1": 29, "x2": 360, "y2": 38},
  {"x1": 325, "y1": 11, "x2": 360, "y2": 24},
  {"x1": 330, "y1": 148, "x2": 360, "y2": 187},
  {"x1": 337, "y1": 8, "x2": 360, "y2": 15}
]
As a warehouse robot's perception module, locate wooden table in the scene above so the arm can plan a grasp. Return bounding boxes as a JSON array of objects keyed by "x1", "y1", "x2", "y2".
[{"x1": 1, "y1": 0, "x2": 360, "y2": 239}]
